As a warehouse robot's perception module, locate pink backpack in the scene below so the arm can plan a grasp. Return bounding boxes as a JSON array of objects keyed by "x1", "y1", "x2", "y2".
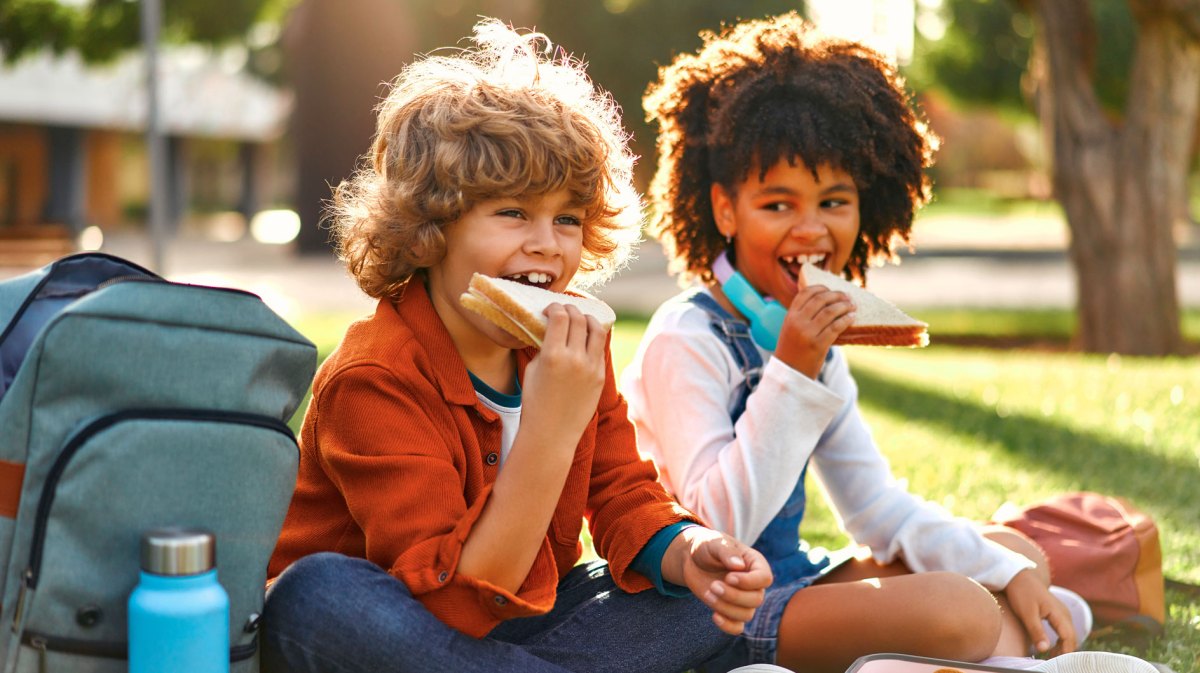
[{"x1": 993, "y1": 492, "x2": 1164, "y2": 636}]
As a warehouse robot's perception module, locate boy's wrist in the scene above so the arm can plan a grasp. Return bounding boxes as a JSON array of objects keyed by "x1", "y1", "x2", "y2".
[{"x1": 661, "y1": 524, "x2": 706, "y2": 587}]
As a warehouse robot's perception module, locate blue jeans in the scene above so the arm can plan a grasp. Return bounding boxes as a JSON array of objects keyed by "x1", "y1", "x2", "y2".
[{"x1": 261, "y1": 553, "x2": 735, "y2": 673}]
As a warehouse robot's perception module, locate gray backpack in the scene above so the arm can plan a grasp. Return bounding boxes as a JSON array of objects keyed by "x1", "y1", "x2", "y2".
[{"x1": 0, "y1": 253, "x2": 316, "y2": 672}]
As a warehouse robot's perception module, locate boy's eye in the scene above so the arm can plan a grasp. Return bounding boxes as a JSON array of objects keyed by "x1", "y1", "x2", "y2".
[
  {"x1": 762, "y1": 202, "x2": 791, "y2": 212},
  {"x1": 822, "y1": 197, "x2": 853, "y2": 209},
  {"x1": 497, "y1": 208, "x2": 525, "y2": 218}
]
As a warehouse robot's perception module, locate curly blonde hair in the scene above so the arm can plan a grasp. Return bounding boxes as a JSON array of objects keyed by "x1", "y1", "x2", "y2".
[
  {"x1": 644, "y1": 12, "x2": 937, "y2": 286},
  {"x1": 332, "y1": 19, "x2": 641, "y2": 300}
]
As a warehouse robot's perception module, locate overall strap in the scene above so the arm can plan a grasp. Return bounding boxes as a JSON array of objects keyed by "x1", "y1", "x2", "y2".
[
  {"x1": 685, "y1": 290, "x2": 830, "y2": 583},
  {"x1": 685, "y1": 291, "x2": 763, "y2": 422}
]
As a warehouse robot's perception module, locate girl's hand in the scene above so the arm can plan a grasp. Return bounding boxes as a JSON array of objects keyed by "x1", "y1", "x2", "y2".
[
  {"x1": 1005, "y1": 569, "x2": 1077, "y2": 655},
  {"x1": 519, "y1": 303, "x2": 610, "y2": 452},
  {"x1": 664, "y1": 527, "x2": 773, "y2": 635},
  {"x1": 773, "y1": 284, "x2": 855, "y2": 379}
]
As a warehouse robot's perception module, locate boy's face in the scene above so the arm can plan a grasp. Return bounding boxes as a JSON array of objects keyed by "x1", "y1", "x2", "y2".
[
  {"x1": 711, "y1": 159, "x2": 860, "y2": 307},
  {"x1": 426, "y1": 189, "x2": 586, "y2": 352}
]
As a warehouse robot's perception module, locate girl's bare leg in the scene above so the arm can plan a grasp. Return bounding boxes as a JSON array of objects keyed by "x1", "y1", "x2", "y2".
[
  {"x1": 774, "y1": 560, "x2": 1003, "y2": 673},
  {"x1": 774, "y1": 528, "x2": 1051, "y2": 673}
]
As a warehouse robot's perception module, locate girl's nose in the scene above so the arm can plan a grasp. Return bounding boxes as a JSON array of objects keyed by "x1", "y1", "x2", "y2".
[{"x1": 789, "y1": 209, "x2": 824, "y2": 239}]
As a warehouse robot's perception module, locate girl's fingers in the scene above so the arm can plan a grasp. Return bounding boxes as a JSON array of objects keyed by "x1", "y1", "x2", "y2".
[
  {"x1": 793, "y1": 287, "x2": 850, "y2": 318},
  {"x1": 1017, "y1": 604, "x2": 1052, "y2": 654},
  {"x1": 1043, "y1": 603, "x2": 1076, "y2": 654}
]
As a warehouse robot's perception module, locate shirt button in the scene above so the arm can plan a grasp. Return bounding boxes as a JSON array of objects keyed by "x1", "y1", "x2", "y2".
[
  {"x1": 494, "y1": 595, "x2": 508, "y2": 606},
  {"x1": 485, "y1": 452, "x2": 499, "y2": 466},
  {"x1": 437, "y1": 571, "x2": 448, "y2": 583}
]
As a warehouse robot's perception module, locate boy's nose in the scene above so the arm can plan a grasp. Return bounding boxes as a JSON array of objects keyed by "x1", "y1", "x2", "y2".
[{"x1": 523, "y1": 219, "x2": 562, "y2": 256}]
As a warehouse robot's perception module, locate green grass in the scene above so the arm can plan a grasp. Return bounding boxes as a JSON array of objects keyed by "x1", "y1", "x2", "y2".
[
  {"x1": 922, "y1": 188, "x2": 1066, "y2": 220},
  {"x1": 916, "y1": 308, "x2": 1200, "y2": 344},
  {"x1": 292, "y1": 311, "x2": 1200, "y2": 670}
]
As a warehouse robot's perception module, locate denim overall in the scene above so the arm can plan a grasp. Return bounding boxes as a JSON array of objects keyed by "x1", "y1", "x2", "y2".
[{"x1": 686, "y1": 291, "x2": 830, "y2": 584}]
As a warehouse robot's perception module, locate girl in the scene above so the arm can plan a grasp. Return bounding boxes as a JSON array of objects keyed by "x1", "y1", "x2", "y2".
[
  {"x1": 621, "y1": 13, "x2": 1086, "y2": 673},
  {"x1": 262, "y1": 19, "x2": 771, "y2": 673}
]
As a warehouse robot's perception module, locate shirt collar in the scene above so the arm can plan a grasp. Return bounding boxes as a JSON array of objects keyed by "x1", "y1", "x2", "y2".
[{"x1": 390, "y1": 279, "x2": 535, "y2": 407}]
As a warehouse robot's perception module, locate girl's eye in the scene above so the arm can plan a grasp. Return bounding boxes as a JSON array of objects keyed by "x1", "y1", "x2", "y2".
[
  {"x1": 762, "y1": 202, "x2": 791, "y2": 212},
  {"x1": 822, "y1": 198, "x2": 853, "y2": 209},
  {"x1": 555, "y1": 215, "x2": 583, "y2": 226}
]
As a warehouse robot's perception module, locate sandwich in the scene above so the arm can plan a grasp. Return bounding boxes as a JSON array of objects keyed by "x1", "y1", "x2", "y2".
[
  {"x1": 460, "y1": 273, "x2": 617, "y2": 348},
  {"x1": 801, "y1": 263, "x2": 928, "y2": 347}
]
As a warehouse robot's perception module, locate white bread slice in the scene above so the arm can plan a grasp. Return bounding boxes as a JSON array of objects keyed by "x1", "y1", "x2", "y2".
[
  {"x1": 460, "y1": 273, "x2": 617, "y2": 348},
  {"x1": 801, "y1": 263, "x2": 928, "y2": 347}
]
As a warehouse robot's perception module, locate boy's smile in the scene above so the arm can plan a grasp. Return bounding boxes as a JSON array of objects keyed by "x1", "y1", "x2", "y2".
[
  {"x1": 712, "y1": 160, "x2": 860, "y2": 308},
  {"x1": 426, "y1": 189, "x2": 586, "y2": 360}
]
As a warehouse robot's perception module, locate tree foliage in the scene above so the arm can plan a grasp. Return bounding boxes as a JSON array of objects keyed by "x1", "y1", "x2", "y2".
[
  {"x1": 0, "y1": 0, "x2": 279, "y2": 63},
  {"x1": 910, "y1": 0, "x2": 1136, "y2": 114},
  {"x1": 382, "y1": 0, "x2": 805, "y2": 185},
  {"x1": 537, "y1": 0, "x2": 805, "y2": 179}
]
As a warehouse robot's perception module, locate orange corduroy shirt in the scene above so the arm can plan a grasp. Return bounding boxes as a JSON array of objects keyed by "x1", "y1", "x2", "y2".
[{"x1": 268, "y1": 279, "x2": 699, "y2": 637}]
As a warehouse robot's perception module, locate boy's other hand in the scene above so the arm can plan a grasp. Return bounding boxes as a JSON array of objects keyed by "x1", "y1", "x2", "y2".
[
  {"x1": 666, "y1": 526, "x2": 773, "y2": 635},
  {"x1": 775, "y1": 285, "x2": 855, "y2": 379},
  {"x1": 521, "y1": 303, "x2": 610, "y2": 449}
]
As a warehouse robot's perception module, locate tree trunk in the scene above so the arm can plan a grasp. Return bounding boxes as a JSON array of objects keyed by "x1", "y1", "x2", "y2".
[
  {"x1": 1028, "y1": 0, "x2": 1198, "y2": 355},
  {"x1": 283, "y1": 0, "x2": 415, "y2": 255}
]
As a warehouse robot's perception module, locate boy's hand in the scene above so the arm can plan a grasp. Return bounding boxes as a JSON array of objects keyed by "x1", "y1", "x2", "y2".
[
  {"x1": 664, "y1": 526, "x2": 773, "y2": 635},
  {"x1": 774, "y1": 285, "x2": 855, "y2": 379},
  {"x1": 1005, "y1": 569, "x2": 1077, "y2": 655},
  {"x1": 520, "y1": 303, "x2": 610, "y2": 449}
]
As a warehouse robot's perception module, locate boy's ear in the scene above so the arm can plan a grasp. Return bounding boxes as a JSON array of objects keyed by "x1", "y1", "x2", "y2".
[{"x1": 710, "y1": 183, "x2": 736, "y2": 238}]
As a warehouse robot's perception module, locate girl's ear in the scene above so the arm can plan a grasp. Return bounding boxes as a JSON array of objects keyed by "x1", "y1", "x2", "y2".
[{"x1": 710, "y1": 183, "x2": 737, "y2": 239}]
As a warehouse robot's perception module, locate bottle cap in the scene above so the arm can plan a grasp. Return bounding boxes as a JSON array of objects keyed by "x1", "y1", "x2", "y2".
[{"x1": 140, "y1": 528, "x2": 216, "y2": 576}]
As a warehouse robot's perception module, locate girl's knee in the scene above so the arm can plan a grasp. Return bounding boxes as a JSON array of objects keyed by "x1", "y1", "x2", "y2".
[
  {"x1": 980, "y1": 525, "x2": 1052, "y2": 585},
  {"x1": 918, "y1": 572, "x2": 1003, "y2": 661}
]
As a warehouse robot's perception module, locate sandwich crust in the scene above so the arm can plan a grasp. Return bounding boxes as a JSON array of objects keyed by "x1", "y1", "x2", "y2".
[
  {"x1": 460, "y1": 274, "x2": 616, "y2": 348},
  {"x1": 800, "y1": 263, "x2": 928, "y2": 348}
]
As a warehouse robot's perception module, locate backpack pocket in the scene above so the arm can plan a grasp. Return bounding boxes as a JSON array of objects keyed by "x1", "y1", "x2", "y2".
[{"x1": 6, "y1": 409, "x2": 297, "y2": 673}]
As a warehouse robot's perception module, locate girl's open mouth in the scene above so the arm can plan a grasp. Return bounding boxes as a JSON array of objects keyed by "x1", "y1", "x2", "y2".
[{"x1": 779, "y1": 254, "x2": 827, "y2": 282}]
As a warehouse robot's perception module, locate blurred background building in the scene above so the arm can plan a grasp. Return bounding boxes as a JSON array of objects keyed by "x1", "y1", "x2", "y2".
[{"x1": 0, "y1": 44, "x2": 290, "y2": 265}]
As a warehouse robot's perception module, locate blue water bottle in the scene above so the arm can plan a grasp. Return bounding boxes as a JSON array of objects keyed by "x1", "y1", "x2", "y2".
[{"x1": 128, "y1": 528, "x2": 230, "y2": 673}]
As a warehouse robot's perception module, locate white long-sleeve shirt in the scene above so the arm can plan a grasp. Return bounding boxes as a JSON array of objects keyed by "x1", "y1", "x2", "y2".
[{"x1": 620, "y1": 289, "x2": 1033, "y2": 590}]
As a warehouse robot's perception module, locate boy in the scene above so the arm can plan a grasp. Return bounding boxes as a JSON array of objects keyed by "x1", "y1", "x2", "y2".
[{"x1": 262, "y1": 19, "x2": 771, "y2": 673}]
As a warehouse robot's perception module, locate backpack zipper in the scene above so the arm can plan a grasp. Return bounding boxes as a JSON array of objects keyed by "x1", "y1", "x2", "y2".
[
  {"x1": 19, "y1": 630, "x2": 258, "y2": 662},
  {"x1": 23, "y1": 407, "x2": 295, "y2": 590},
  {"x1": 10, "y1": 569, "x2": 31, "y2": 632},
  {"x1": 28, "y1": 634, "x2": 46, "y2": 673}
]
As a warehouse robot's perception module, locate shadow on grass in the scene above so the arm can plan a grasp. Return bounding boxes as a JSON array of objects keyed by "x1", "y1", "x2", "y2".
[{"x1": 852, "y1": 367, "x2": 1200, "y2": 524}]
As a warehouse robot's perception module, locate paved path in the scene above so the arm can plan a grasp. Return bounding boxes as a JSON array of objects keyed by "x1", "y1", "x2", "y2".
[{"x1": 2, "y1": 231, "x2": 1198, "y2": 322}]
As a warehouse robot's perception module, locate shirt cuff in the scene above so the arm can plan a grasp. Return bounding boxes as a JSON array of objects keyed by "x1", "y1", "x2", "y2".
[{"x1": 630, "y1": 521, "x2": 696, "y2": 597}]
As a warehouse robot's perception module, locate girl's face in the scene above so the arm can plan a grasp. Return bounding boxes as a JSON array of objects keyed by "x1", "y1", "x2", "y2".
[
  {"x1": 711, "y1": 159, "x2": 860, "y2": 307},
  {"x1": 426, "y1": 189, "x2": 586, "y2": 353}
]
